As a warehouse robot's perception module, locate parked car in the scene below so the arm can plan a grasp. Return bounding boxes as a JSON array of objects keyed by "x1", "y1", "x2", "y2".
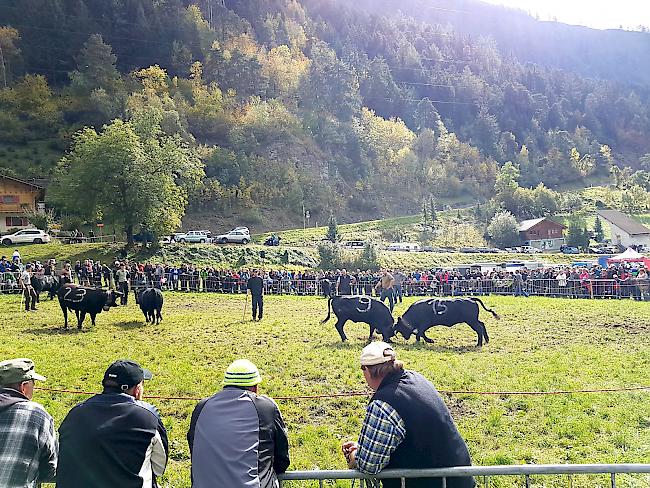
[
  {"x1": 560, "y1": 245, "x2": 580, "y2": 255},
  {"x1": 1, "y1": 228, "x2": 51, "y2": 245},
  {"x1": 343, "y1": 240, "x2": 366, "y2": 249},
  {"x1": 385, "y1": 242, "x2": 420, "y2": 252},
  {"x1": 520, "y1": 245, "x2": 543, "y2": 254},
  {"x1": 175, "y1": 230, "x2": 212, "y2": 243},
  {"x1": 215, "y1": 228, "x2": 251, "y2": 244}
]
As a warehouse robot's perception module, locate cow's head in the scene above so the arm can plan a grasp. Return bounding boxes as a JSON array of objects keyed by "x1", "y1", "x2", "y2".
[
  {"x1": 105, "y1": 290, "x2": 123, "y2": 310},
  {"x1": 394, "y1": 317, "x2": 416, "y2": 340}
]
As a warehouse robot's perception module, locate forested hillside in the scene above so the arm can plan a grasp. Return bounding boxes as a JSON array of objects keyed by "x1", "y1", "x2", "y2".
[{"x1": 1, "y1": 0, "x2": 650, "y2": 234}]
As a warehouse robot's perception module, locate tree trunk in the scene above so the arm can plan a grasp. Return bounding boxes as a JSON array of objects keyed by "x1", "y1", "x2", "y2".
[{"x1": 125, "y1": 224, "x2": 134, "y2": 248}]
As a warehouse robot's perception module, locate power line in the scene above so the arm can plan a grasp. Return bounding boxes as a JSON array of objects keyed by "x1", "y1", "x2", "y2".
[{"x1": 364, "y1": 96, "x2": 478, "y2": 106}]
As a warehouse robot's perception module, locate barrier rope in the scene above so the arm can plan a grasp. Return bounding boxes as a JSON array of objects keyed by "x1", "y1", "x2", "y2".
[{"x1": 35, "y1": 385, "x2": 650, "y2": 402}]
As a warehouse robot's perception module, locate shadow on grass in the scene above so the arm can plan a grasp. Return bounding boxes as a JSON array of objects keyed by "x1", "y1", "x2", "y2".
[
  {"x1": 114, "y1": 320, "x2": 147, "y2": 329},
  {"x1": 23, "y1": 326, "x2": 88, "y2": 335}
]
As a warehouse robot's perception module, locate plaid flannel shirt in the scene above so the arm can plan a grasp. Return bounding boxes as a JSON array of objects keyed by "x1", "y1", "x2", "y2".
[
  {"x1": 0, "y1": 390, "x2": 58, "y2": 488},
  {"x1": 356, "y1": 399, "x2": 406, "y2": 475}
]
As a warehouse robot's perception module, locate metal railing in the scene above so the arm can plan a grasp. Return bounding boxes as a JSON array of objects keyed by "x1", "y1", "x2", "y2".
[
  {"x1": 2, "y1": 272, "x2": 649, "y2": 301},
  {"x1": 278, "y1": 464, "x2": 650, "y2": 487}
]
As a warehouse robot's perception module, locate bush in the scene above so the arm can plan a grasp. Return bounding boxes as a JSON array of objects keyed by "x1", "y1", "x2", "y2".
[
  {"x1": 318, "y1": 242, "x2": 343, "y2": 270},
  {"x1": 487, "y1": 211, "x2": 520, "y2": 248},
  {"x1": 354, "y1": 243, "x2": 380, "y2": 271}
]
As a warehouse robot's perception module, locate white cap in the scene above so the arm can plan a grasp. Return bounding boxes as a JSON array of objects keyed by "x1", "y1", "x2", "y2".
[{"x1": 360, "y1": 341, "x2": 396, "y2": 366}]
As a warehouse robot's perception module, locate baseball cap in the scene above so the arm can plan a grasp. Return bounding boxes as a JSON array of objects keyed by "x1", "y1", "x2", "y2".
[
  {"x1": 222, "y1": 359, "x2": 262, "y2": 387},
  {"x1": 103, "y1": 360, "x2": 152, "y2": 390},
  {"x1": 0, "y1": 358, "x2": 47, "y2": 386},
  {"x1": 360, "y1": 341, "x2": 396, "y2": 366}
]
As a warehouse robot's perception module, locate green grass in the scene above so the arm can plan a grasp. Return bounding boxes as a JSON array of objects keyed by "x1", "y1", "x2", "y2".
[{"x1": 0, "y1": 294, "x2": 648, "y2": 487}]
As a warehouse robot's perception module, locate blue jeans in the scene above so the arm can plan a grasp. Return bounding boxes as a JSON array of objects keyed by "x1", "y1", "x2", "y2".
[{"x1": 380, "y1": 288, "x2": 394, "y2": 312}]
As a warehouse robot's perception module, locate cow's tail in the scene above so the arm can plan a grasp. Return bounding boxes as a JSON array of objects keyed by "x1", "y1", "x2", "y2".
[
  {"x1": 320, "y1": 297, "x2": 333, "y2": 324},
  {"x1": 469, "y1": 297, "x2": 500, "y2": 320}
]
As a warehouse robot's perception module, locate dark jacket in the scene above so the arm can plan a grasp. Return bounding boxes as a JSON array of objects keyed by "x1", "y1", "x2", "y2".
[
  {"x1": 372, "y1": 371, "x2": 475, "y2": 488},
  {"x1": 187, "y1": 387, "x2": 290, "y2": 488},
  {"x1": 57, "y1": 392, "x2": 168, "y2": 488},
  {"x1": 247, "y1": 276, "x2": 264, "y2": 296}
]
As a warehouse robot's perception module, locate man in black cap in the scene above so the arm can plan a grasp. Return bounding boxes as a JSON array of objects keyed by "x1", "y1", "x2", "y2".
[{"x1": 57, "y1": 360, "x2": 169, "y2": 488}]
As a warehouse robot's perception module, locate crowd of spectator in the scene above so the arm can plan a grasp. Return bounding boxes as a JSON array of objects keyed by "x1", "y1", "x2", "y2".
[{"x1": 1, "y1": 252, "x2": 648, "y2": 300}]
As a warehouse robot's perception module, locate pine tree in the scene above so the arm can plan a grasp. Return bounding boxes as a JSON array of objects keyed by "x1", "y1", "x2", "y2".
[
  {"x1": 326, "y1": 214, "x2": 339, "y2": 242},
  {"x1": 593, "y1": 215, "x2": 604, "y2": 242}
]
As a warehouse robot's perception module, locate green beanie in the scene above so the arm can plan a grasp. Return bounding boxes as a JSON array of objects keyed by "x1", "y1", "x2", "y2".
[{"x1": 222, "y1": 359, "x2": 262, "y2": 387}]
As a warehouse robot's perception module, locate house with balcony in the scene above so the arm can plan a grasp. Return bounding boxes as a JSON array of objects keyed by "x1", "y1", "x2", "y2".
[
  {"x1": 518, "y1": 217, "x2": 566, "y2": 251},
  {"x1": 0, "y1": 175, "x2": 45, "y2": 233}
]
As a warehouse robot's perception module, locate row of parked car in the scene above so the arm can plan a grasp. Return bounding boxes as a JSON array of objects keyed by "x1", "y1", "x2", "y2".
[
  {"x1": 163, "y1": 227, "x2": 251, "y2": 245},
  {"x1": 0, "y1": 228, "x2": 51, "y2": 245}
]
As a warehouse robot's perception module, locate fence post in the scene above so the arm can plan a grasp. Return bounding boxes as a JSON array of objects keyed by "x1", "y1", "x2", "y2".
[
  {"x1": 525, "y1": 474, "x2": 531, "y2": 488},
  {"x1": 610, "y1": 472, "x2": 616, "y2": 488}
]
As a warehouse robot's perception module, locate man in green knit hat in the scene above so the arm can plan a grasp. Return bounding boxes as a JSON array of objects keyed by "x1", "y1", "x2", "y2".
[{"x1": 187, "y1": 359, "x2": 290, "y2": 488}]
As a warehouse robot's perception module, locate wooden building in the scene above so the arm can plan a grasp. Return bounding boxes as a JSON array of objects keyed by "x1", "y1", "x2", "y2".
[
  {"x1": 0, "y1": 175, "x2": 45, "y2": 233},
  {"x1": 518, "y1": 218, "x2": 566, "y2": 251}
]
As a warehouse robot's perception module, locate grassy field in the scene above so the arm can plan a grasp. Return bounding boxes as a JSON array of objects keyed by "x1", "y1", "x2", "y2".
[{"x1": 0, "y1": 293, "x2": 648, "y2": 487}]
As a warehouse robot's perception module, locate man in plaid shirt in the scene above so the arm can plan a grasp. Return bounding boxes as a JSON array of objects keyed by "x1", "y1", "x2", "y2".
[
  {"x1": 342, "y1": 342, "x2": 474, "y2": 488},
  {"x1": 0, "y1": 358, "x2": 57, "y2": 488}
]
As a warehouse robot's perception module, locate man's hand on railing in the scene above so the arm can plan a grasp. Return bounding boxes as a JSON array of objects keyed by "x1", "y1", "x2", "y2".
[{"x1": 342, "y1": 440, "x2": 359, "y2": 469}]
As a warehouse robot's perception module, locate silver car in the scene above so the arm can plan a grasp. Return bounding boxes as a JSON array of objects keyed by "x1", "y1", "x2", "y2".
[{"x1": 215, "y1": 229, "x2": 251, "y2": 244}]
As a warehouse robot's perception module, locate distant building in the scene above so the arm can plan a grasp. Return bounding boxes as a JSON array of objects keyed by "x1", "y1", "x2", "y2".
[
  {"x1": 0, "y1": 175, "x2": 45, "y2": 233},
  {"x1": 597, "y1": 209, "x2": 650, "y2": 248},
  {"x1": 518, "y1": 218, "x2": 566, "y2": 251}
]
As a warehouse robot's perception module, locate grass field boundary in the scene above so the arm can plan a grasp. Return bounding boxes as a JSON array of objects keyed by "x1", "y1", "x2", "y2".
[{"x1": 35, "y1": 385, "x2": 650, "y2": 402}]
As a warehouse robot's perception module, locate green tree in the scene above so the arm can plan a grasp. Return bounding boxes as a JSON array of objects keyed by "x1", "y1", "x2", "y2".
[
  {"x1": 48, "y1": 118, "x2": 203, "y2": 246},
  {"x1": 566, "y1": 220, "x2": 590, "y2": 249},
  {"x1": 486, "y1": 211, "x2": 520, "y2": 248},
  {"x1": 593, "y1": 215, "x2": 604, "y2": 242},
  {"x1": 0, "y1": 26, "x2": 21, "y2": 87},
  {"x1": 326, "y1": 213, "x2": 339, "y2": 242}
]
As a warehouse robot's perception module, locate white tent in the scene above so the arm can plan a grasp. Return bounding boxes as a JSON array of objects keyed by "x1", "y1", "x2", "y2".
[{"x1": 610, "y1": 248, "x2": 645, "y2": 261}]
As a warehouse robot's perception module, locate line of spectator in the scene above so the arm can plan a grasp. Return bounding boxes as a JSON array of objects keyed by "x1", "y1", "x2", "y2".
[
  {"x1": 1, "y1": 346, "x2": 475, "y2": 488},
  {"x1": 1, "y1": 254, "x2": 649, "y2": 301}
]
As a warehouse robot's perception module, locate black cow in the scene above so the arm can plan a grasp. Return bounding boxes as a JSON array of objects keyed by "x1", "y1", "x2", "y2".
[
  {"x1": 137, "y1": 288, "x2": 163, "y2": 324},
  {"x1": 394, "y1": 297, "x2": 500, "y2": 347},
  {"x1": 321, "y1": 295, "x2": 395, "y2": 342},
  {"x1": 32, "y1": 275, "x2": 60, "y2": 301},
  {"x1": 57, "y1": 283, "x2": 122, "y2": 329}
]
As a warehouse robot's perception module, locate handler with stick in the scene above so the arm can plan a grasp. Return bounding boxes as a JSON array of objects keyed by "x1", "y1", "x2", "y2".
[
  {"x1": 246, "y1": 269, "x2": 264, "y2": 321},
  {"x1": 19, "y1": 263, "x2": 38, "y2": 312}
]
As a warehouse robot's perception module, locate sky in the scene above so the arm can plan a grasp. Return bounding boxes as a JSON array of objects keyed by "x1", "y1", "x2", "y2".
[{"x1": 479, "y1": 0, "x2": 650, "y2": 30}]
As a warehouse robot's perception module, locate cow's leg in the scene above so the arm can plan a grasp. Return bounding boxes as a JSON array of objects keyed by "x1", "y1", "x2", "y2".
[
  {"x1": 156, "y1": 309, "x2": 162, "y2": 324},
  {"x1": 90, "y1": 313, "x2": 97, "y2": 327},
  {"x1": 78, "y1": 311, "x2": 87, "y2": 329},
  {"x1": 368, "y1": 323, "x2": 376, "y2": 341},
  {"x1": 480, "y1": 321, "x2": 489, "y2": 344},
  {"x1": 468, "y1": 322, "x2": 483, "y2": 346},
  {"x1": 60, "y1": 302, "x2": 68, "y2": 329},
  {"x1": 142, "y1": 308, "x2": 148, "y2": 322},
  {"x1": 420, "y1": 330, "x2": 434, "y2": 343},
  {"x1": 334, "y1": 319, "x2": 348, "y2": 341}
]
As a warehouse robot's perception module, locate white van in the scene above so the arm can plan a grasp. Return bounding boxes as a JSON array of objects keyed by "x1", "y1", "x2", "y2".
[{"x1": 386, "y1": 242, "x2": 421, "y2": 252}]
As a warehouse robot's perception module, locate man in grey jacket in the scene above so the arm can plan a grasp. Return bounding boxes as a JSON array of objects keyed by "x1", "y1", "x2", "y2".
[{"x1": 187, "y1": 359, "x2": 290, "y2": 488}]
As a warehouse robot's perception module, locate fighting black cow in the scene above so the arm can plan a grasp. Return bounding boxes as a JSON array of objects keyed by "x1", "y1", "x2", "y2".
[
  {"x1": 321, "y1": 295, "x2": 395, "y2": 342},
  {"x1": 136, "y1": 288, "x2": 163, "y2": 324},
  {"x1": 394, "y1": 297, "x2": 499, "y2": 347},
  {"x1": 32, "y1": 275, "x2": 60, "y2": 301},
  {"x1": 57, "y1": 283, "x2": 122, "y2": 330}
]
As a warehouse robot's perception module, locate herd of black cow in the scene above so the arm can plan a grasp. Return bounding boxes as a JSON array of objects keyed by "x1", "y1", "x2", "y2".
[
  {"x1": 30, "y1": 276, "x2": 163, "y2": 330},
  {"x1": 30, "y1": 276, "x2": 498, "y2": 345}
]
